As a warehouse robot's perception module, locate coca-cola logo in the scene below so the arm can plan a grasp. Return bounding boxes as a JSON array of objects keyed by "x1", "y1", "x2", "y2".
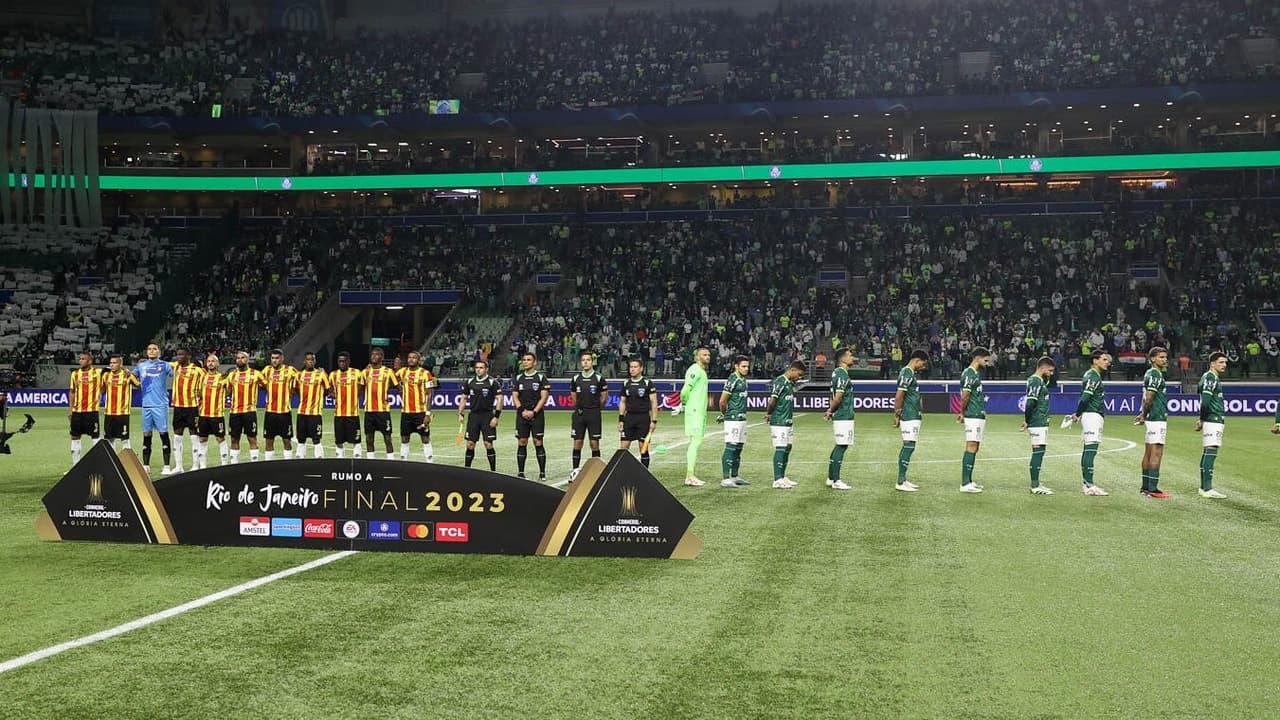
[{"x1": 303, "y1": 518, "x2": 335, "y2": 538}]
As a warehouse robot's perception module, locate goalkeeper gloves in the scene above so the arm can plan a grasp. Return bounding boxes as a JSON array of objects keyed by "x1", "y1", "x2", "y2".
[{"x1": 671, "y1": 405, "x2": 683, "y2": 416}]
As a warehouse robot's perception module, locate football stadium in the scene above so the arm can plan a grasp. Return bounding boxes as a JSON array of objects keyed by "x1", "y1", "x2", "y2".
[{"x1": 3, "y1": 0, "x2": 1280, "y2": 716}]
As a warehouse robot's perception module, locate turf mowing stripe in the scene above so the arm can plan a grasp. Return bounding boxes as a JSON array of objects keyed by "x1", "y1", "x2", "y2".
[
  {"x1": 0, "y1": 550, "x2": 357, "y2": 676},
  {"x1": 548, "y1": 418, "x2": 781, "y2": 487},
  {"x1": 763, "y1": 437, "x2": 1140, "y2": 464}
]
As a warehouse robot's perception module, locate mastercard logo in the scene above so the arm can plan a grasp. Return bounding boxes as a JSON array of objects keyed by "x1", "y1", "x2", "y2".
[{"x1": 404, "y1": 522, "x2": 433, "y2": 540}]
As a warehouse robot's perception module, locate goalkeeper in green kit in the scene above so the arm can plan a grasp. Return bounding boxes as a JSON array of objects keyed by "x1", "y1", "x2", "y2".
[{"x1": 672, "y1": 347, "x2": 711, "y2": 486}]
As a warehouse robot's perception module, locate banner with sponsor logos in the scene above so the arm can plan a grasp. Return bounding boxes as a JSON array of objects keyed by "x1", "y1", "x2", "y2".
[
  {"x1": 37, "y1": 443, "x2": 701, "y2": 559},
  {"x1": 976, "y1": 393, "x2": 1280, "y2": 418},
  {"x1": 4, "y1": 383, "x2": 951, "y2": 414}
]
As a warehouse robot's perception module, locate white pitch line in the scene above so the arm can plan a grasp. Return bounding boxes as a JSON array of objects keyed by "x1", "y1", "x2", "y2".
[
  {"x1": 548, "y1": 417, "x2": 779, "y2": 487},
  {"x1": 0, "y1": 550, "x2": 357, "y2": 676}
]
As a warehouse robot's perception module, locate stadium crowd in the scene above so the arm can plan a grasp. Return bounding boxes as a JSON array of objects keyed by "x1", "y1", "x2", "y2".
[
  {"x1": 5, "y1": 200, "x2": 1277, "y2": 381},
  {"x1": 158, "y1": 219, "x2": 550, "y2": 358},
  {"x1": 3, "y1": 0, "x2": 1278, "y2": 118},
  {"x1": 505, "y1": 204, "x2": 1277, "y2": 379},
  {"x1": 0, "y1": 222, "x2": 176, "y2": 367}
]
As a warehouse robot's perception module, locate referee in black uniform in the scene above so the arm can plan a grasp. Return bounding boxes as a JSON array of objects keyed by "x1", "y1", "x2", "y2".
[
  {"x1": 569, "y1": 350, "x2": 609, "y2": 479},
  {"x1": 512, "y1": 352, "x2": 549, "y2": 481},
  {"x1": 458, "y1": 359, "x2": 503, "y2": 471},
  {"x1": 618, "y1": 357, "x2": 659, "y2": 468}
]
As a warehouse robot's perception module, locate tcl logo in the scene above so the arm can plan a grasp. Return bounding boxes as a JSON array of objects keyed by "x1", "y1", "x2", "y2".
[
  {"x1": 435, "y1": 522, "x2": 470, "y2": 542},
  {"x1": 303, "y1": 519, "x2": 335, "y2": 538}
]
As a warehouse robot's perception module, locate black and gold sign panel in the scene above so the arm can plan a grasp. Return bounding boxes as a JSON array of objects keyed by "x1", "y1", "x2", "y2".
[{"x1": 37, "y1": 443, "x2": 700, "y2": 559}]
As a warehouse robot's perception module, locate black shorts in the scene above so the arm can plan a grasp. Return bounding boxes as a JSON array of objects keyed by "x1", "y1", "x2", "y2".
[
  {"x1": 515, "y1": 412, "x2": 545, "y2": 439},
  {"x1": 263, "y1": 411, "x2": 292, "y2": 440},
  {"x1": 104, "y1": 414, "x2": 130, "y2": 440},
  {"x1": 400, "y1": 412, "x2": 430, "y2": 437},
  {"x1": 296, "y1": 414, "x2": 322, "y2": 443},
  {"x1": 467, "y1": 412, "x2": 497, "y2": 443},
  {"x1": 229, "y1": 411, "x2": 258, "y2": 439},
  {"x1": 334, "y1": 416, "x2": 361, "y2": 445},
  {"x1": 197, "y1": 416, "x2": 226, "y2": 439},
  {"x1": 364, "y1": 411, "x2": 392, "y2": 435},
  {"x1": 621, "y1": 414, "x2": 650, "y2": 442},
  {"x1": 172, "y1": 407, "x2": 199, "y2": 434},
  {"x1": 572, "y1": 408, "x2": 602, "y2": 440},
  {"x1": 69, "y1": 411, "x2": 100, "y2": 438}
]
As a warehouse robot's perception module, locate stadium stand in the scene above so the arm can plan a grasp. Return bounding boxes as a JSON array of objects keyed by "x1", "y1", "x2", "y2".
[
  {"x1": 1, "y1": 1, "x2": 1276, "y2": 385},
  {"x1": 0, "y1": 223, "x2": 188, "y2": 365},
  {"x1": 2, "y1": 0, "x2": 1277, "y2": 117},
  {"x1": 125, "y1": 200, "x2": 1277, "y2": 381},
  {"x1": 158, "y1": 218, "x2": 544, "y2": 363}
]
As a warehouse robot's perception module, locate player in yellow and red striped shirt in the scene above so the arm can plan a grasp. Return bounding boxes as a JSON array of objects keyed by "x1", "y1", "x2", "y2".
[
  {"x1": 330, "y1": 351, "x2": 364, "y2": 458},
  {"x1": 169, "y1": 347, "x2": 206, "y2": 473},
  {"x1": 226, "y1": 351, "x2": 265, "y2": 463},
  {"x1": 195, "y1": 353, "x2": 229, "y2": 469},
  {"x1": 362, "y1": 347, "x2": 399, "y2": 459},
  {"x1": 295, "y1": 352, "x2": 330, "y2": 459},
  {"x1": 68, "y1": 351, "x2": 102, "y2": 464},
  {"x1": 261, "y1": 349, "x2": 299, "y2": 460},
  {"x1": 396, "y1": 351, "x2": 436, "y2": 462},
  {"x1": 102, "y1": 354, "x2": 140, "y2": 452}
]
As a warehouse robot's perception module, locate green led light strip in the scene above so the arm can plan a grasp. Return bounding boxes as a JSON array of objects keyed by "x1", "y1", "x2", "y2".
[{"x1": 7, "y1": 150, "x2": 1280, "y2": 191}]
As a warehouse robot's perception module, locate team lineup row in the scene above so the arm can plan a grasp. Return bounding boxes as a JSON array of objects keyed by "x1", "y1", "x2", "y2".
[
  {"x1": 62, "y1": 344, "x2": 1279, "y2": 494},
  {"x1": 675, "y1": 346, "x2": 1269, "y2": 498},
  {"x1": 61, "y1": 345, "x2": 657, "y2": 480}
]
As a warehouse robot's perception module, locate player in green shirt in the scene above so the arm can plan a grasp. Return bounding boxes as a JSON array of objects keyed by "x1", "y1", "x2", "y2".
[
  {"x1": 956, "y1": 347, "x2": 991, "y2": 493},
  {"x1": 1069, "y1": 350, "x2": 1112, "y2": 496},
  {"x1": 1134, "y1": 347, "x2": 1171, "y2": 498},
  {"x1": 893, "y1": 349, "x2": 929, "y2": 492},
  {"x1": 718, "y1": 355, "x2": 751, "y2": 488},
  {"x1": 823, "y1": 348, "x2": 856, "y2": 490},
  {"x1": 673, "y1": 347, "x2": 711, "y2": 486},
  {"x1": 766, "y1": 361, "x2": 807, "y2": 489},
  {"x1": 1272, "y1": 398, "x2": 1280, "y2": 435},
  {"x1": 1193, "y1": 352, "x2": 1228, "y2": 498},
  {"x1": 1021, "y1": 356, "x2": 1057, "y2": 495}
]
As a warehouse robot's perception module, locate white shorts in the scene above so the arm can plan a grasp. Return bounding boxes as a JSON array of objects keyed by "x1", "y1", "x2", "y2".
[
  {"x1": 1081, "y1": 412, "x2": 1104, "y2": 444},
  {"x1": 1201, "y1": 421, "x2": 1224, "y2": 448},
  {"x1": 723, "y1": 420, "x2": 747, "y2": 445},
  {"x1": 1027, "y1": 426, "x2": 1048, "y2": 446},
  {"x1": 832, "y1": 420, "x2": 855, "y2": 446},
  {"x1": 964, "y1": 418, "x2": 986, "y2": 443},
  {"x1": 1144, "y1": 420, "x2": 1167, "y2": 446},
  {"x1": 770, "y1": 425, "x2": 794, "y2": 448},
  {"x1": 899, "y1": 419, "x2": 922, "y2": 442}
]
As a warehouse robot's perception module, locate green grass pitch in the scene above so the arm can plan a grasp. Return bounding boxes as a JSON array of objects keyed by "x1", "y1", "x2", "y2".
[{"x1": 2, "y1": 407, "x2": 1279, "y2": 718}]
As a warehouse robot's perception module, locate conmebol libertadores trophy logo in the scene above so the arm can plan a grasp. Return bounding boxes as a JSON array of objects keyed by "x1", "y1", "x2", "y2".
[{"x1": 86, "y1": 473, "x2": 104, "y2": 505}]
